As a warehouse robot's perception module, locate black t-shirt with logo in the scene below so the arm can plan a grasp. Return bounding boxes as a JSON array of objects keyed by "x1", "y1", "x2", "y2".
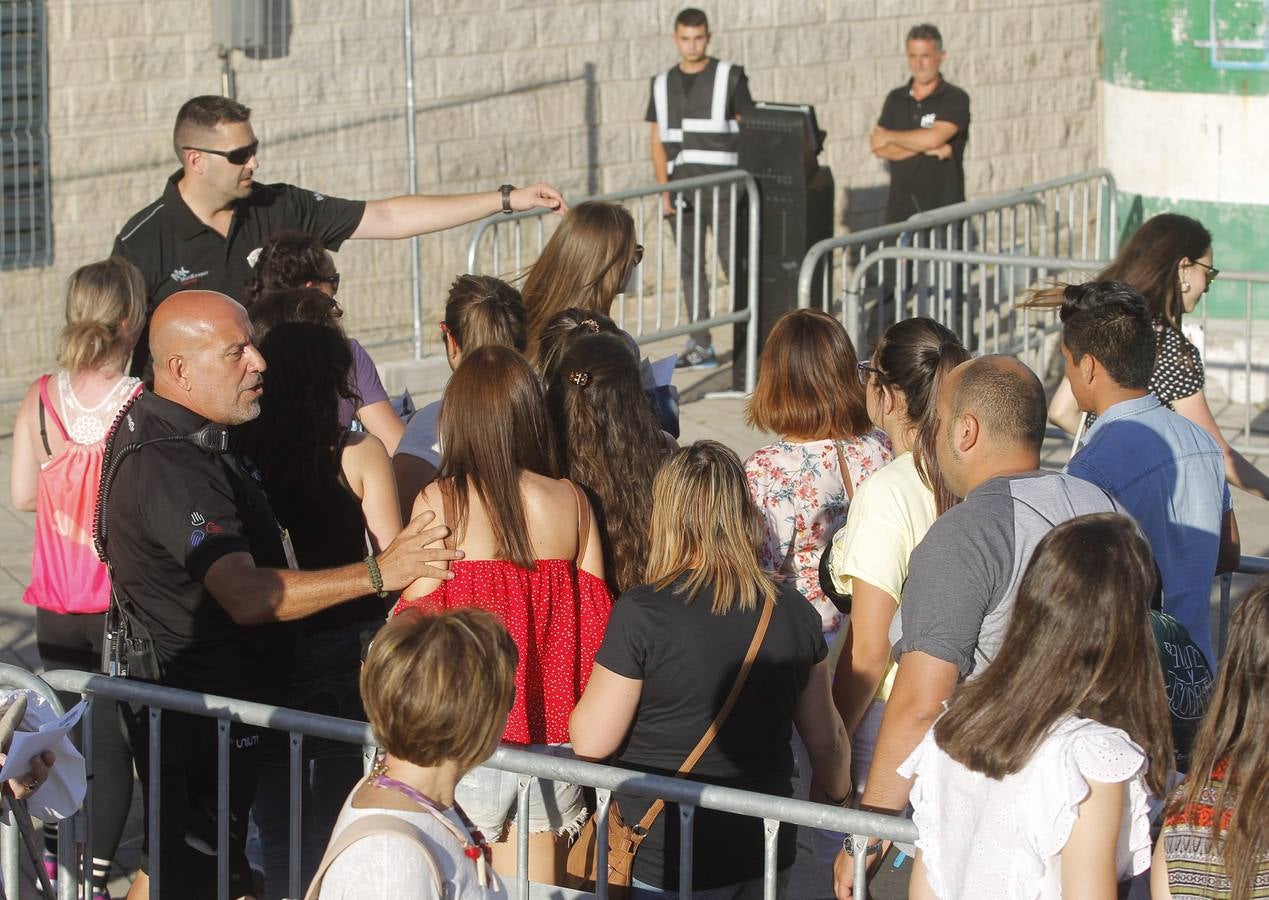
[
  {"x1": 104, "y1": 390, "x2": 290, "y2": 701},
  {"x1": 877, "y1": 77, "x2": 971, "y2": 222},
  {"x1": 112, "y1": 171, "x2": 365, "y2": 373},
  {"x1": 595, "y1": 577, "x2": 826, "y2": 889}
]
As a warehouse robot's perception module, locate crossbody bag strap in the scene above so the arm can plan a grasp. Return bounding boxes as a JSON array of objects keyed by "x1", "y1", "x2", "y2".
[
  {"x1": 834, "y1": 440, "x2": 854, "y2": 501},
  {"x1": 634, "y1": 592, "x2": 776, "y2": 834},
  {"x1": 569, "y1": 480, "x2": 591, "y2": 565},
  {"x1": 303, "y1": 813, "x2": 444, "y2": 899}
]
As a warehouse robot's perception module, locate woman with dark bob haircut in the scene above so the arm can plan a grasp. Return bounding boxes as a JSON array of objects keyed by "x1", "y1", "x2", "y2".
[
  {"x1": 1039, "y1": 213, "x2": 1269, "y2": 497},
  {"x1": 311, "y1": 608, "x2": 518, "y2": 898},
  {"x1": 393, "y1": 346, "x2": 612, "y2": 885},
  {"x1": 899, "y1": 514, "x2": 1172, "y2": 899},
  {"x1": 743, "y1": 308, "x2": 892, "y2": 643}
]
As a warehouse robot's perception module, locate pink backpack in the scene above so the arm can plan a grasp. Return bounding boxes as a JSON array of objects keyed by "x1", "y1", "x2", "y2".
[{"x1": 23, "y1": 375, "x2": 138, "y2": 615}]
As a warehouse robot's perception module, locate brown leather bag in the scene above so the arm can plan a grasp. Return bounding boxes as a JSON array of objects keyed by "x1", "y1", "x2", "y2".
[{"x1": 565, "y1": 593, "x2": 775, "y2": 896}]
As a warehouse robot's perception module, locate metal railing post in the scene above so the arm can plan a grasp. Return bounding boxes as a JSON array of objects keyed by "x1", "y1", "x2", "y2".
[{"x1": 402, "y1": 0, "x2": 423, "y2": 359}]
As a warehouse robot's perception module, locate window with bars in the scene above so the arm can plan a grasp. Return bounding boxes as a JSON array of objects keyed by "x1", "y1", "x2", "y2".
[{"x1": 1, "y1": 0, "x2": 51, "y2": 270}]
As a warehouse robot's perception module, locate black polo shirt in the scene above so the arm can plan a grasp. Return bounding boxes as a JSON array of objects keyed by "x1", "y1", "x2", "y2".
[
  {"x1": 878, "y1": 77, "x2": 971, "y2": 223},
  {"x1": 113, "y1": 170, "x2": 365, "y2": 373},
  {"x1": 104, "y1": 390, "x2": 289, "y2": 701}
]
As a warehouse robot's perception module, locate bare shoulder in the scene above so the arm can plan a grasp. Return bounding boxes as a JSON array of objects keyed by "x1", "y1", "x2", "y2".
[
  {"x1": 521, "y1": 472, "x2": 585, "y2": 516},
  {"x1": 342, "y1": 430, "x2": 388, "y2": 461}
]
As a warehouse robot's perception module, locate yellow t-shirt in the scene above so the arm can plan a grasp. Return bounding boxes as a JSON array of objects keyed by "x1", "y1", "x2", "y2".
[{"x1": 827, "y1": 452, "x2": 937, "y2": 701}]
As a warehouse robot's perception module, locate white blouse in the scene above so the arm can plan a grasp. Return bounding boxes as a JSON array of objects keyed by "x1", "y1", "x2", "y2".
[
  {"x1": 317, "y1": 800, "x2": 507, "y2": 899},
  {"x1": 900, "y1": 716, "x2": 1153, "y2": 899}
]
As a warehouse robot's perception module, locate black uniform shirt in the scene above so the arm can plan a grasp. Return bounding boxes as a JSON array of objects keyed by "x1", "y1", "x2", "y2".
[
  {"x1": 104, "y1": 390, "x2": 288, "y2": 700},
  {"x1": 877, "y1": 77, "x2": 971, "y2": 222},
  {"x1": 113, "y1": 171, "x2": 365, "y2": 373}
]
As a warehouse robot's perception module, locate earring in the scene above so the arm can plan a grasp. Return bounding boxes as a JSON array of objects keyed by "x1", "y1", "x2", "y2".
[{"x1": 1181, "y1": 279, "x2": 1191, "y2": 292}]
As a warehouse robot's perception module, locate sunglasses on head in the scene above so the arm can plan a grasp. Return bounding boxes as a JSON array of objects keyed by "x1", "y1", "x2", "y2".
[{"x1": 182, "y1": 139, "x2": 260, "y2": 166}]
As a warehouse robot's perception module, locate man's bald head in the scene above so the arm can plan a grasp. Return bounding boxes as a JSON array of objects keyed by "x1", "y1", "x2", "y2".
[
  {"x1": 151, "y1": 291, "x2": 266, "y2": 425},
  {"x1": 945, "y1": 355, "x2": 1047, "y2": 453}
]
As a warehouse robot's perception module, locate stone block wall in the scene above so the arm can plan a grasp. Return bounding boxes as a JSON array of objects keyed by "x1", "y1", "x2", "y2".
[{"x1": 0, "y1": 0, "x2": 1101, "y2": 396}]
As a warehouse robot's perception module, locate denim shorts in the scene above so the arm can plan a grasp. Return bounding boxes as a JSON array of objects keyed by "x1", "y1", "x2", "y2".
[{"x1": 455, "y1": 744, "x2": 589, "y2": 839}]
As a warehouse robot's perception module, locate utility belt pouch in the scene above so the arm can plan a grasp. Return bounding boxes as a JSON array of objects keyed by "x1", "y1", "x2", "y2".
[{"x1": 102, "y1": 594, "x2": 161, "y2": 681}]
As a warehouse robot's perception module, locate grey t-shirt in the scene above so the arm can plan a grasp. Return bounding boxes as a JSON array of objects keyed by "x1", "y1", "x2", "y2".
[{"x1": 891, "y1": 471, "x2": 1120, "y2": 679}]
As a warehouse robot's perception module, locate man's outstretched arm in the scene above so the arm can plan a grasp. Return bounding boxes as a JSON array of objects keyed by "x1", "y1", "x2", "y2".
[{"x1": 351, "y1": 184, "x2": 567, "y2": 240}]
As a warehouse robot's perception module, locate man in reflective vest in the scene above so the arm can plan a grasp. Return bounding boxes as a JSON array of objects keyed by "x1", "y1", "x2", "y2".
[{"x1": 647, "y1": 7, "x2": 754, "y2": 370}]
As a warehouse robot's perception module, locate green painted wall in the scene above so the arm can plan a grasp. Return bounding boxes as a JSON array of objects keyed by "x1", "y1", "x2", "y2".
[
  {"x1": 1118, "y1": 193, "x2": 1269, "y2": 318},
  {"x1": 1103, "y1": 0, "x2": 1269, "y2": 95}
]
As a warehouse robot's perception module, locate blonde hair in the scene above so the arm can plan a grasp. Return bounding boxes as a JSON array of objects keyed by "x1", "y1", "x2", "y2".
[
  {"x1": 57, "y1": 257, "x2": 147, "y2": 372},
  {"x1": 645, "y1": 441, "x2": 777, "y2": 614},
  {"x1": 521, "y1": 202, "x2": 637, "y2": 361},
  {"x1": 363, "y1": 609, "x2": 518, "y2": 770}
]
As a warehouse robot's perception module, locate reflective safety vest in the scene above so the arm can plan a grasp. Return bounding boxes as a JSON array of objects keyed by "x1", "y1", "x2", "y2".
[{"x1": 652, "y1": 58, "x2": 742, "y2": 176}]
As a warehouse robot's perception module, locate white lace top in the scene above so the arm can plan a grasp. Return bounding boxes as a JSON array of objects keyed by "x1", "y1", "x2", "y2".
[
  {"x1": 55, "y1": 370, "x2": 139, "y2": 446},
  {"x1": 900, "y1": 716, "x2": 1153, "y2": 899}
]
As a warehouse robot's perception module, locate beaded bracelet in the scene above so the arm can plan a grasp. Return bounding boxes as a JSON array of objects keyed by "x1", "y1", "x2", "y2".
[{"x1": 364, "y1": 554, "x2": 387, "y2": 599}]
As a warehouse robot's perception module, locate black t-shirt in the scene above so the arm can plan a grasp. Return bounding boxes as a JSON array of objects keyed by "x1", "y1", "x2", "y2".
[
  {"x1": 596, "y1": 577, "x2": 826, "y2": 889},
  {"x1": 104, "y1": 390, "x2": 288, "y2": 700},
  {"x1": 113, "y1": 171, "x2": 366, "y2": 373},
  {"x1": 877, "y1": 77, "x2": 971, "y2": 222}
]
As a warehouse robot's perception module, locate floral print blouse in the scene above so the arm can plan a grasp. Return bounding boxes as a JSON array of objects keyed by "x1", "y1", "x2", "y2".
[{"x1": 745, "y1": 431, "x2": 893, "y2": 637}]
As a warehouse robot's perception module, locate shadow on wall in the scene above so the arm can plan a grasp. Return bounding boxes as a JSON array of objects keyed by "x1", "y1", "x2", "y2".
[
  {"x1": 841, "y1": 185, "x2": 889, "y2": 233},
  {"x1": 64, "y1": 63, "x2": 601, "y2": 195}
]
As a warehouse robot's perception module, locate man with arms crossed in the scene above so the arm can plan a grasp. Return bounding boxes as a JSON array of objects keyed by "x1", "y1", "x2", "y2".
[
  {"x1": 104, "y1": 291, "x2": 459, "y2": 899},
  {"x1": 115, "y1": 95, "x2": 566, "y2": 372},
  {"x1": 833, "y1": 356, "x2": 1117, "y2": 898},
  {"x1": 647, "y1": 8, "x2": 754, "y2": 369},
  {"x1": 872, "y1": 23, "x2": 970, "y2": 223}
]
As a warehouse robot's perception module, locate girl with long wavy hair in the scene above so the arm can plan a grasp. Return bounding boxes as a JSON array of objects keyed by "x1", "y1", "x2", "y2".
[
  {"x1": 238, "y1": 302, "x2": 403, "y2": 894},
  {"x1": 393, "y1": 345, "x2": 611, "y2": 885},
  {"x1": 1038, "y1": 213, "x2": 1269, "y2": 498},
  {"x1": 570, "y1": 441, "x2": 851, "y2": 898},
  {"x1": 904, "y1": 513, "x2": 1173, "y2": 898},
  {"x1": 1152, "y1": 581, "x2": 1269, "y2": 899},
  {"x1": 548, "y1": 332, "x2": 667, "y2": 594}
]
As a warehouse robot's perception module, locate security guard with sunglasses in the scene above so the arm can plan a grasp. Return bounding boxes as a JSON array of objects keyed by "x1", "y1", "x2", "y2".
[{"x1": 114, "y1": 95, "x2": 567, "y2": 375}]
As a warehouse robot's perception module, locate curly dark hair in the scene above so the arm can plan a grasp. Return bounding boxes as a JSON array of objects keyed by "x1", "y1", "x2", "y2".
[
  {"x1": 548, "y1": 332, "x2": 664, "y2": 593},
  {"x1": 243, "y1": 231, "x2": 333, "y2": 307},
  {"x1": 239, "y1": 321, "x2": 358, "y2": 520},
  {"x1": 534, "y1": 307, "x2": 621, "y2": 383}
]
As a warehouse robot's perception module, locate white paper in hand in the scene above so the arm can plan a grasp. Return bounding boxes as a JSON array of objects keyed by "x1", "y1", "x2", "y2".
[{"x1": 0, "y1": 700, "x2": 85, "y2": 781}]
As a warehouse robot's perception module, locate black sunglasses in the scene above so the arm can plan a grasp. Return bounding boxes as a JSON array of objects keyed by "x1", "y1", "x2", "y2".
[
  {"x1": 316, "y1": 273, "x2": 341, "y2": 295},
  {"x1": 1191, "y1": 260, "x2": 1220, "y2": 282},
  {"x1": 182, "y1": 140, "x2": 260, "y2": 166},
  {"x1": 857, "y1": 361, "x2": 885, "y2": 385}
]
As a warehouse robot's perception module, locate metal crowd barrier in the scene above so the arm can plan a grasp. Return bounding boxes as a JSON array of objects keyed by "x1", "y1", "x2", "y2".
[
  {"x1": 465, "y1": 170, "x2": 763, "y2": 393},
  {"x1": 796, "y1": 168, "x2": 1118, "y2": 320},
  {"x1": 0, "y1": 668, "x2": 912, "y2": 900},
  {"x1": 1191, "y1": 270, "x2": 1269, "y2": 455}
]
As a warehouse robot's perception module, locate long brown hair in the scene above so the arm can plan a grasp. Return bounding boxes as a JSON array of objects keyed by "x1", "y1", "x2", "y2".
[
  {"x1": 870, "y1": 317, "x2": 969, "y2": 514},
  {"x1": 745, "y1": 308, "x2": 872, "y2": 440},
  {"x1": 934, "y1": 513, "x2": 1173, "y2": 798},
  {"x1": 549, "y1": 333, "x2": 663, "y2": 594},
  {"x1": 534, "y1": 308, "x2": 621, "y2": 383},
  {"x1": 645, "y1": 441, "x2": 778, "y2": 614},
  {"x1": 522, "y1": 202, "x2": 637, "y2": 360},
  {"x1": 437, "y1": 346, "x2": 559, "y2": 568},
  {"x1": 1025, "y1": 214, "x2": 1212, "y2": 332},
  {"x1": 1167, "y1": 581, "x2": 1269, "y2": 900}
]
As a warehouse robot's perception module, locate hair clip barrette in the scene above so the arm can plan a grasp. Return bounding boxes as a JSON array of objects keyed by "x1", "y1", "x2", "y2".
[
  {"x1": 579, "y1": 318, "x2": 600, "y2": 333},
  {"x1": 568, "y1": 370, "x2": 592, "y2": 387}
]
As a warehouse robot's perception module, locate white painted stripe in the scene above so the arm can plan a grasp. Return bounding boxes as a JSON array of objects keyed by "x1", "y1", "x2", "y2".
[
  {"x1": 681, "y1": 118, "x2": 740, "y2": 134},
  {"x1": 677, "y1": 149, "x2": 739, "y2": 166},
  {"x1": 118, "y1": 203, "x2": 165, "y2": 242},
  {"x1": 1103, "y1": 81, "x2": 1269, "y2": 204}
]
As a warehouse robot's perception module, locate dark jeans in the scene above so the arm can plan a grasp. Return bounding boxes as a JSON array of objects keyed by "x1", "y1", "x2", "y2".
[
  {"x1": 253, "y1": 619, "x2": 379, "y2": 899},
  {"x1": 36, "y1": 608, "x2": 134, "y2": 870},
  {"x1": 670, "y1": 187, "x2": 748, "y2": 350},
  {"x1": 120, "y1": 701, "x2": 261, "y2": 899}
]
